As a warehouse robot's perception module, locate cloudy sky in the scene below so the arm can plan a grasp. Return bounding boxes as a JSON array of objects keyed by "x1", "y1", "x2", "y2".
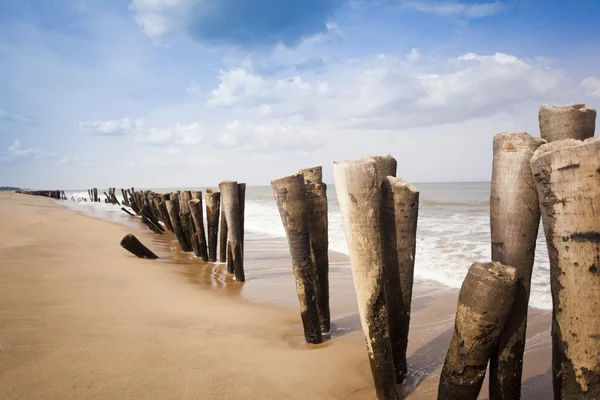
[{"x1": 1, "y1": 0, "x2": 599, "y2": 189}]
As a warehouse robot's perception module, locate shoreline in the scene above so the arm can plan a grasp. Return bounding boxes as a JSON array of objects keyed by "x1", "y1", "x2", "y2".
[{"x1": 0, "y1": 193, "x2": 552, "y2": 399}]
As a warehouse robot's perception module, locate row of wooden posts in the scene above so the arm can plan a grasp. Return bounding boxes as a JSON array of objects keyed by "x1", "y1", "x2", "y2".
[
  {"x1": 16, "y1": 189, "x2": 66, "y2": 200},
  {"x1": 16, "y1": 103, "x2": 599, "y2": 400}
]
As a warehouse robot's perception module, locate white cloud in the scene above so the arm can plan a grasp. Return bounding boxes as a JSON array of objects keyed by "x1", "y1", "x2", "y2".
[
  {"x1": 57, "y1": 155, "x2": 93, "y2": 166},
  {"x1": 402, "y1": 1, "x2": 506, "y2": 18},
  {"x1": 7, "y1": 140, "x2": 43, "y2": 158},
  {"x1": 79, "y1": 117, "x2": 140, "y2": 136},
  {"x1": 185, "y1": 81, "x2": 202, "y2": 95},
  {"x1": 580, "y1": 77, "x2": 600, "y2": 98},
  {"x1": 0, "y1": 110, "x2": 34, "y2": 124},
  {"x1": 135, "y1": 122, "x2": 204, "y2": 146},
  {"x1": 406, "y1": 48, "x2": 421, "y2": 62}
]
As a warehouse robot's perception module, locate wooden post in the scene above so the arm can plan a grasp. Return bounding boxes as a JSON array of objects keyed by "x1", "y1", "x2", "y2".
[
  {"x1": 489, "y1": 132, "x2": 545, "y2": 399},
  {"x1": 300, "y1": 166, "x2": 330, "y2": 333},
  {"x1": 141, "y1": 205, "x2": 165, "y2": 232},
  {"x1": 531, "y1": 138, "x2": 600, "y2": 399},
  {"x1": 206, "y1": 189, "x2": 221, "y2": 262},
  {"x1": 166, "y1": 200, "x2": 192, "y2": 252},
  {"x1": 238, "y1": 183, "x2": 246, "y2": 258},
  {"x1": 219, "y1": 195, "x2": 228, "y2": 263},
  {"x1": 272, "y1": 173, "x2": 323, "y2": 344},
  {"x1": 179, "y1": 190, "x2": 192, "y2": 214},
  {"x1": 219, "y1": 181, "x2": 245, "y2": 282},
  {"x1": 438, "y1": 262, "x2": 517, "y2": 400},
  {"x1": 539, "y1": 104, "x2": 596, "y2": 142},
  {"x1": 381, "y1": 176, "x2": 419, "y2": 383},
  {"x1": 120, "y1": 233, "x2": 159, "y2": 259},
  {"x1": 154, "y1": 198, "x2": 174, "y2": 232},
  {"x1": 333, "y1": 159, "x2": 398, "y2": 400},
  {"x1": 189, "y1": 198, "x2": 209, "y2": 261},
  {"x1": 121, "y1": 207, "x2": 135, "y2": 216}
]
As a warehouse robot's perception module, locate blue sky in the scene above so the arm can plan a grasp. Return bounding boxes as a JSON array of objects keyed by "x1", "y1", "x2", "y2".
[{"x1": 0, "y1": 0, "x2": 598, "y2": 188}]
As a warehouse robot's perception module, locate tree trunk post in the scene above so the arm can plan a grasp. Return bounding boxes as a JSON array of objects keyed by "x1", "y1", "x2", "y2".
[
  {"x1": 154, "y1": 197, "x2": 174, "y2": 232},
  {"x1": 381, "y1": 176, "x2": 419, "y2": 383},
  {"x1": 120, "y1": 233, "x2": 159, "y2": 259},
  {"x1": 219, "y1": 195, "x2": 228, "y2": 263},
  {"x1": 531, "y1": 138, "x2": 600, "y2": 399},
  {"x1": 539, "y1": 104, "x2": 596, "y2": 142},
  {"x1": 238, "y1": 183, "x2": 246, "y2": 258},
  {"x1": 219, "y1": 181, "x2": 245, "y2": 282},
  {"x1": 166, "y1": 199, "x2": 192, "y2": 252},
  {"x1": 333, "y1": 158, "x2": 398, "y2": 400},
  {"x1": 489, "y1": 132, "x2": 546, "y2": 400},
  {"x1": 206, "y1": 189, "x2": 221, "y2": 262},
  {"x1": 438, "y1": 262, "x2": 517, "y2": 400},
  {"x1": 272, "y1": 173, "x2": 323, "y2": 344},
  {"x1": 300, "y1": 166, "x2": 330, "y2": 334},
  {"x1": 189, "y1": 198, "x2": 209, "y2": 261}
]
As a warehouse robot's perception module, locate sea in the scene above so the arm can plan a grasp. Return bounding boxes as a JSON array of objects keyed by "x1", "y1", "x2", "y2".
[{"x1": 63, "y1": 182, "x2": 551, "y2": 310}]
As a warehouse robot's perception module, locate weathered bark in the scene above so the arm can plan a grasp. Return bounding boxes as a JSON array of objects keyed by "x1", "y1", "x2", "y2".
[
  {"x1": 120, "y1": 233, "x2": 159, "y2": 259},
  {"x1": 121, "y1": 207, "x2": 135, "y2": 216},
  {"x1": 539, "y1": 104, "x2": 596, "y2": 142},
  {"x1": 333, "y1": 159, "x2": 398, "y2": 400},
  {"x1": 205, "y1": 189, "x2": 221, "y2": 262},
  {"x1": 381, "y1": 176, "x2": 419, "y2": 384},
  {"x1": 179, "y1": 190, "x2": 192, "y2": 214},
  {"x1": 226, "y1": 183, "x2": 246, "y2": 274},
  {"x1": 166, "y1": 200, "x2": 192, "y2": 252},
  {"x1": 530, "y1": 138, "x2": 600, "y2": 399},
  {"x1": 219, "y1": 181, "x2": 245, "y2": 282},
  {"x1": 141, "y1": 205, "x2": 165, "y2": 232},
  {"x1": 141, "y1": 215, "x2": 163, "y2": 235},
  {"x1": 189, "y1": 198, "x2": 209, "y2": 261},
  {"x1": 153, "y1": 198, "x2": 174, "y2": 232},
  {"x1": 489, "y1": 132, "x2": 546, "y2": 400},
  {"x1": 180, "y1": 211, "x2": 195, "y2": 252},
  {"x1": 272, "y1": 173, "x2": 323, "y2": 344},
  {"x1": 438, "y1": 262, "x2": 518, "y2": 400},
  {"x1": 300, "y1": 166, "x2": 330, "y2": 333}
]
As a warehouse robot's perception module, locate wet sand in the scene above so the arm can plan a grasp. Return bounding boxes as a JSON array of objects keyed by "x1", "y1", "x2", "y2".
[{"x1": 0, "y1": 192, "x2": 552, "y2": 399}]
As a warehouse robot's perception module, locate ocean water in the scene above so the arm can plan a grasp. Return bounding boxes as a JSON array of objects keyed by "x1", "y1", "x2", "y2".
[{"x1": 64, "y1": 182, "x2": 551, "y2": 310}]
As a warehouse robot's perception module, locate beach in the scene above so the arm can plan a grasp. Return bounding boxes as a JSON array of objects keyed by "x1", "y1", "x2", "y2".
[{"x1": 0, "y1": 192, "x2": 552, "y2": 399}]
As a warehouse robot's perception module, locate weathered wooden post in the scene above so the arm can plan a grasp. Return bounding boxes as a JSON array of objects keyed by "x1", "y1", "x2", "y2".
[
  {"x1": 219, "y1": 181, "x2": 245, "y2": 282},
  {"x1": 531, "y1": 138, "x2": 600, "y2": 399},
  {"x1": 333, "y1": 159, "x2": 398, "y2": 400},
  {"x1": 189, "y1": 198, "x2": 209, "y2": 261},
  {"x1": 153, "y1": 198, "x2": 174, "y2": 232},
  {"x1": 539, "y1": 104, "x2": 596, "y2": 142},
  {"x1": 438, "y1": 262, "x2": 517, "y2": 400},
  {"x1": 300, "y1": 166, "x2": 330, "y2": 334},
  {"x1": 219, "y1": 196, "x2": 228, "y2": 263},
  {"x1": 166, "y1": 199, "x2": 192, "y2": 252},
  {"x1": 225, "y1": 183, "x2": 246, "y2": 274},
  {"x1": 381, "y1": 176, "x2": 419, "y2": 383},
  {"x1": 206, "y1": 189, "x2": 220, "y2": 262},
  {"x1": 121, "y1": 207, "x2": 135, "y2": 216},
  {"x1": 488, "y1": 132, "x2": 546, "y2": 399},
  {"x1": 272, "y1": 173, "x2": 323, "y2": 344},
  {"x1": 120, "y1": 233, "x2": 159, "y2": 259}
]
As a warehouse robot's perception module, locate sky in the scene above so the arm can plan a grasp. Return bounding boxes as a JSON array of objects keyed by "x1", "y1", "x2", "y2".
[{"x1": 0, "y1": 0, "x2": 599, "y2": 189}]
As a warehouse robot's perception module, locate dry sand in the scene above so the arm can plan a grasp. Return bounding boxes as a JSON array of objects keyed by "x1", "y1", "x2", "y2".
[{"x1": 0, "y1": 192, "x2": 552, "y2": 399}]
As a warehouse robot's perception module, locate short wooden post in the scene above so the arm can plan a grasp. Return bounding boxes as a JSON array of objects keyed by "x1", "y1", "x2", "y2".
[
  {"x1": 438, "y1": 262, "x2": 517, "y2": 400},
  {"x1": 206, "y1": 189, "x2": 221, "y2": 262},
  {"x1": 120, "y1": 233, "x2": 159, "y2": 259},
  {"x1": 381, "y1": 176, "x2": 419, "y2": 383},
  {"x1": 272, "y1": 173, "x2": 323, "y2": 344},
  {"x1": 166, "y1": 200, "x2": 192, "y2": 252},
  {"x1": 219, "y1": 181, "x2": 245, "y2": 282},
  {"x1": 488, "y1": 132, "x2": 545, "y2": 399},
  {"x1": 189, "y1": 198, "x2": 209, "y2": 261},
  {"x1": 333, "y1": 159, "x2": 398, "y2": 400},
  {"x1": 531, "y1": 138, "x2": 600, "y2": 399},
  {"x1": 539, "y1": 104, "x2": 596, "y2": 142},
  {"x1": 300, "y1": 166, "x2": 330, "y2": 333}
]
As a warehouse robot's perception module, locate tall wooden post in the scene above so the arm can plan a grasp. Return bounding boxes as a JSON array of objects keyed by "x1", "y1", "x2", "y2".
[
  {"x1": 219, "y1": 181, "x2": 245, "y2": 282},
  {"x1": 154, "y1": 197, "x2": 174, "y2": 232},
  {"x1": 489, "y1": 132, "x2": 546, "y2": 400},
  {"x1": 219, "y1": 193, "x2": 228, "y2": 263},
  {"x1": 206, "y1": 189, "x2": 221, "y2": 262},
  {"x1": 539, "y1": 104, "x2": 596, "y2": 142},
  {"x1": 300, "y1": 166, "x2": 330, "y2": 333},
  {"x1": 531, "y1": 138, "x2": 600, "y2": 399},
  {"x1": 438, "y1": 262, "x2": 517, "y2": 400},
  {"x1": 272, "y1": 173, "x2": 323, "y2": 344},
  {"x1": 166, "y1": 199, "x2": 192, "y2": 252},
  {"x1": 381, "y1": 176, "x2": 419, "y2": 383},
  {"x1": 333, "y1": 159, "x2": 398, "y2": 400}
]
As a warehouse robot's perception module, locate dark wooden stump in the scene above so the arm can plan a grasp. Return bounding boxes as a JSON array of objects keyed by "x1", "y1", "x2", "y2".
[
  {"x1": 166, "y1": 200, "x2": 192, "y2": 252},
  {"x1": 206, "y1": 189, "x2": 221, "y2": 262},
  {"x1": 219, "y1": 181, "x2": 244, "y2": 282},
  {"x1": 120, "y1": 233, "x2": 159, "y2": 259},
  {"x1": 189, "y1": 198, "x2": 209, "y2": 261}
]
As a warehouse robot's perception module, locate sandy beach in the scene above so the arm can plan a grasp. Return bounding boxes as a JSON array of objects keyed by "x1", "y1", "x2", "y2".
[{"x1": 0, "y1": 192, "x2": 552, "y2": 399}]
